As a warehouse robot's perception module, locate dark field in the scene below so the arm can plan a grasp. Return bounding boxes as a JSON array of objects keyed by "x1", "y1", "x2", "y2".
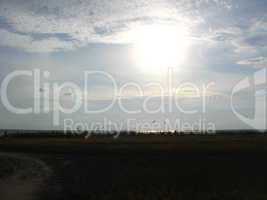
[{"x1": 1, "y1": 134, "x2": 267, "y2": 200}]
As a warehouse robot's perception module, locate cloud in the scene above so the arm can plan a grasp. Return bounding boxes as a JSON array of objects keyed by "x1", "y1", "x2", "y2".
[
  {"x1": 0, "y1": 0, "x2": 265, "y2": 61},
  {"x1": 243, "y1": 34, "x2": 267, "y2": 48},
  {"x1": 0, "y1": 0, "x2": 236, "y2": 52},
  {"x1": 0, "y1": 29, "x2": 78, "y2": 52},
  {"x1": 237, "y1": 57, "x2": 267, "y2": 68},
  {"x1": 251, "y1": 17, "x2": 267, "y2": 32},
  {"x1": 206, "y1": 26, "x2": 242, "y2": 43},
  {"x1": 230, "y1": 14, "x2": 267, "y2": 53}
]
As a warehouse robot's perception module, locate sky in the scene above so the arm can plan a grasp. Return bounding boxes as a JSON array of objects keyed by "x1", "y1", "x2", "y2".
[{"x1": 0, "y1": 0, "x2": 266, "y2": 131}]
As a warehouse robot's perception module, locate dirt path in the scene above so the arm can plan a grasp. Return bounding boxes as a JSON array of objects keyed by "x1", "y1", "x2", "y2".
[{"x1": 0, "y1": 153, "x2": 52, "y2": 200}]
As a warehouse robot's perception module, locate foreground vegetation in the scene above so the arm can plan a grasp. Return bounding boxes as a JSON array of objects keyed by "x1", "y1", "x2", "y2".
[{"x1": 0, "y1": 134, "x2": 267, "y2": 200}]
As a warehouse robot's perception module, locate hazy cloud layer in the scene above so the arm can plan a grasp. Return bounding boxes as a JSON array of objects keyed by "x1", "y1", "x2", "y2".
[{"x1": 0, "y1": 0, "x2": 249, "y2": 52}]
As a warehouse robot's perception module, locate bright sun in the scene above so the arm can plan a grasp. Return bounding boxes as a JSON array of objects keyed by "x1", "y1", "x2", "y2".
[{"x1": 131, "y1": 24, "x2": 191, "y2": 73}]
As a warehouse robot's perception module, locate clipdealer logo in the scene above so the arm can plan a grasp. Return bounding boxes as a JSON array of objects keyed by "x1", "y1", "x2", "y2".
[
  {"x1": 231, "y1": 68, "x2": 267, "y2": 130},
  {"x1": 0, "y1": 68, "x2": 216, "y2": 133}
]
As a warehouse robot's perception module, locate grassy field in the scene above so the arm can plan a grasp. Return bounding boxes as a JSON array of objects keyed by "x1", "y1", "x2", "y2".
[{"x1": 1, "y1": 134, "x2": 267, "y2": 200}]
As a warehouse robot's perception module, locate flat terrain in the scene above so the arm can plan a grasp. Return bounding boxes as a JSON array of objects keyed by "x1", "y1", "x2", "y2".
[{"x1": 1, "y1": 134, "x2": 267, "y2": 200}]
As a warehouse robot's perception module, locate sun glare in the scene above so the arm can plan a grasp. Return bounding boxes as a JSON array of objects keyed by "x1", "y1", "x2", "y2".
[{"x1": 131, "y1": 24, "x2": 191, "y2": 73}]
